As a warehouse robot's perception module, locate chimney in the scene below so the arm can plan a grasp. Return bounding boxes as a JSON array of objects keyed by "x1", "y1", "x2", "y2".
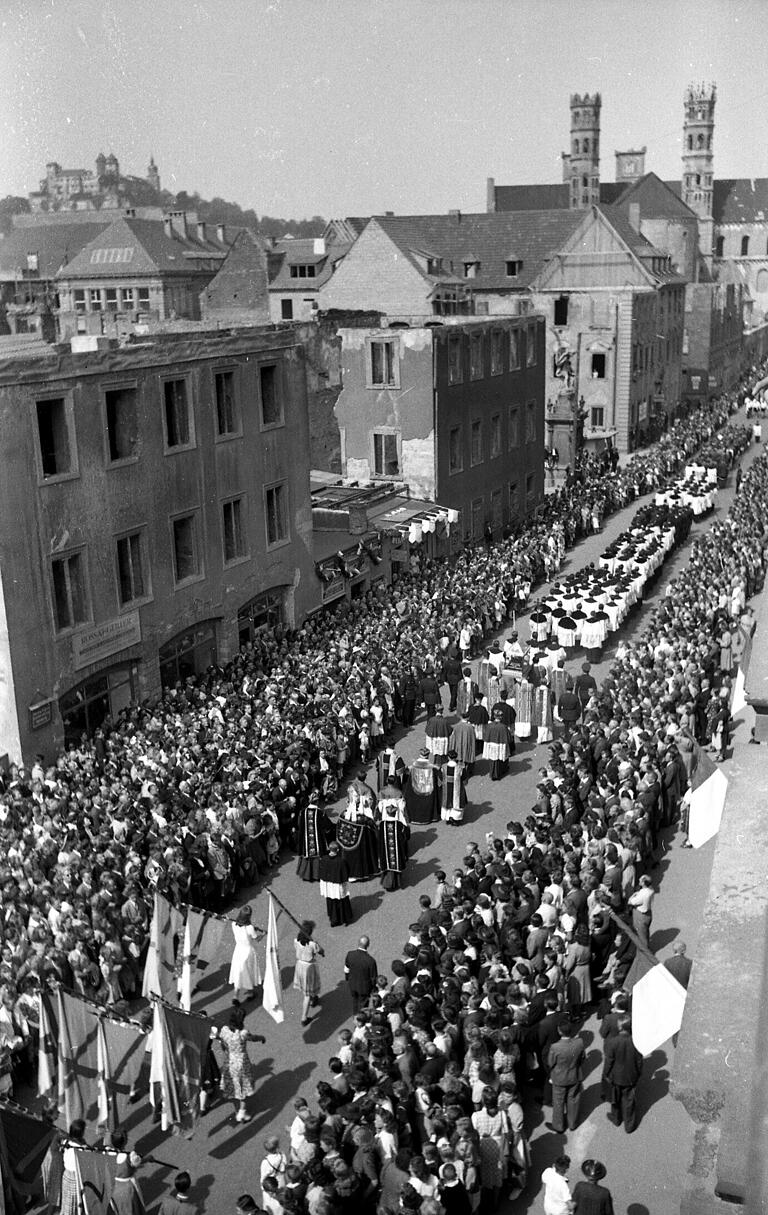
[
  {"x1": 384, "y1": 211, "x2": 394, "y2": 217},
  {"x1": 313, "y1": 237, "x2": 326, "y2": 255},
  {"x1": 197, "y1": 220, "x2": 207, "y2": 242},
  {"x1": 163, "y1": 215, "x2": 173, "y2": 239},
  {"x1": 216, "y1": 223, "x2": 226, "y2": 244},
  {"x1": 628, "y1": 202, "x2": 641, "y2": 233},
  {"x1": 171, "y1": 210, "x2": 188, "y2": 238},
  {"x1": 486, "y1": 177, "x2": 496, "y2": 213},
  {"x1": 448, "y1": 209, "x2": 462, "y2": 223}
]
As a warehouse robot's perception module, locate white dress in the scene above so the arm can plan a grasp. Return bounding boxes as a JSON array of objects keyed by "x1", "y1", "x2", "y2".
[{"x1": 228, "y1": 922, "x2": 263, "y2": 991}]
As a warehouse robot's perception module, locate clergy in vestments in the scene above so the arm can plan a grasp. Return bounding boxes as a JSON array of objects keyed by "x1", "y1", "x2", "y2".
[
  {"x1": 535, "y1": 685, "x2": 554, "y2": 744},
  {"x1": 376, "y1": 746, "x2": 406, "y2": 791},
  {"x1": 425, "y1": 705, "x2": 451, "y2": 767},
  {"x1": 514, "y1": 677, "x2": 535, "y2": 738},
  {"x1": 318, "y1": 842, "x2": 354, "y2": 927},
  {"x1": 550, "y1": 660, "x2": 569, "y2": 720},
  {"x1": 336, "y1": 800, "x2": 380, "y2": 882},
  {"x1": 378, "y1": 790, "x2": 410, "y2": 890},
  {"x1": 483, "y1": 708, "x2": 512, "y2": 781},
  {"x1": 295, "y1": 800, "x2": 333, "y2": 882},
  {"x1": 467, "y1": 695, "x2": 489, "y2": 753},
  {"x1": 456, "y1": 669, "x2": 480, "y2": 717},
  {"x1": 440, "y1": 751, "x2": 467, "y2": 823},
  {"x1": 449, "y1": 713, "x2": 478, "y2": 778},
  {"x1": 404, "y1": 749, "x2": 441, "y2": 825}
]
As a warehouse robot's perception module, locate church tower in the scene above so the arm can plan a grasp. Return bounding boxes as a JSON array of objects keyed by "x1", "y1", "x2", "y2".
[
  {"x1": 568, "y1": 93, "x2": 601, "y2": 209},
  {"x1": 682, "y1": 83, "x2": 716, "y2": 265},
  {"x1": 147, "y1": 155, "x2": 160, "y2": 193}
]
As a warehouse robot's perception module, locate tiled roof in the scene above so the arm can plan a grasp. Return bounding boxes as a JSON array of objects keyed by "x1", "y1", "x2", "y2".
[
  {"x1": 612, "y1": 173, "x2": 697, "y2": 221},
  {"x1": 0, "y1": 222, "x2": 105, "y2": 281},
  {"x1": 55, "y1": 216, "x2": 231, "y2": 280},
  {"x1": 665, "y1": 178, "x2": 768, "y2": 225},
  {"x1": 374, "y1": 211, "x2": 585, "y2": 289},
  {"x1": 268, "y1": 241, "x2": 352, "y2": 291},
  {"x1": 492, "y1": 182, "x2": 626, "y2": 212}
]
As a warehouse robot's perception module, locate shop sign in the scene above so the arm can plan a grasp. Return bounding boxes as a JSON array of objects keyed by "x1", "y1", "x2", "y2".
[
  {"x1": 72, "y1": 610, "x2": 141, "y2": 671},
  {"x1": 321, "y1": 574, "x2": 345, "y2": 603},
  {"x1": 28, "y1": 699, "x2": 54, "y2": 730}
]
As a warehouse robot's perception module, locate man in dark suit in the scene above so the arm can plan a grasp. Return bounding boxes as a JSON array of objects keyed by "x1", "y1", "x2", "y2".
[
  {"x1": 546, "y1": 1017, "x2": 586, "y2": 1133},
  {"x1": 557, "y1": 687, "x2": 581, "y2": 741},
  {"x1": 573, "y1": 662, "x2": 597, "y2": 710},
  {"x1": 663, "y1": 942, "x2": 693, "y2": 989},
  {"x1": 441, "y1": 653, "x2": 464, "y2": 712},
  {"x1": 603, "y1": 1017, "x2": 643, "y2": 1132},
  {"x1": 344, "y1": 936, "x2": 378, "y2": 1013},
  {"x1": 419, "y1": 670, "x2": 442, "y2": 719}
]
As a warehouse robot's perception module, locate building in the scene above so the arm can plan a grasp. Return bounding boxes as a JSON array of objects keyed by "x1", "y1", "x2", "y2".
[
  {"x1": 55, "y1": 212, "x2": 237, "y2": 337},
  {"x1": 563, "y1": 92, "x2": 602, "y2": 209},
  {"x1": 0, "y1": 325, "x2": 316, "y2": 762},
  {"x1": 681, "y1": 280, "x2": 744, "y2": 406},
  {"x1": 0, "y1": 219, "x2": 106, "y2": 336},
  {"x1": 267, "y1": 235, "x2": 352, "y2": 323},
  {"x1": 333, "y1": 317, "x2": 545, "y2": 544},
  {"x1": 29, "y1": 152, "x2": 161, "y2": 213}
]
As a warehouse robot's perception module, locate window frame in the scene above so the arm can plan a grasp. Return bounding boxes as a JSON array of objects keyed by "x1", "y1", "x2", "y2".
[
  {"x1": 469, "y1": 331, "x2": 484, "y2": 381},
  {"x1": 509, "y1": 329, "x2": 521, "y2": 371},
  {"x1": 490, "y1": 413, "x2": 502, "y2": 459},
  {"x1": 102, "y1": 381, "x2": 140, "y2": 466},
  {"x1": 470, "y1": 418, "x2": 483, "y2": 467},
  {"x1": 264, "y1": 481, "x2": 290, "y2": 550},
  {"x1": 161, "y1": 376, "x2": 196, "y2": 453},
  {"x1": 115, "y1": 527, "x2": 152, "y2": 609},
  {"x1": 591, "y1": 352, "x2": 607, "y2": 379},
  {"x1": 258, "y1": 362, "x2": 284, "y2": 430},
  {"x1": 35, "y1": 393, "x2": 79, "y2": 484},
  {"x1": 221, "y1": 495, "x2": 249, "y2": 566},
  {"x1": 448, "y1": 425, "x2": 463, "y2": 475},
  {"x1": 525, "y1": 400, "x2": 537, "y2": 444},
  {"x1": 280, "y1": 298, "x2": 294, "y2": 320},
  {"x1": 213, "y1": 366, "x2": 242, "y2": 441},
  {"x1": 170, "y1": 510, "x2": 204, "y2": 587},
  {"x1": 371, "y1": 429, "x2": 401, "y2": 478},
  {"x1": 447, "y1": 335, "x2": 463, "y2": 385},
  {"x1": 367, "y1": 337, "x2": 400, "y2": 389},
  {"x1": 526, "y1": 323, "x2": 537, "y2": 367},
  {"x1": 490, "y1": 330, "x2": 504, "y2": 376},
  {"x1": 508, "y1": 404, "x2": 520, "y2": 450},
  {"x1": 50, "y1": 547, "x2": 91, "y2": 633}
]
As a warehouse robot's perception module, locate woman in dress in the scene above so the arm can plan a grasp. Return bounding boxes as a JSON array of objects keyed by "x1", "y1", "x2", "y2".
[
  {"x1": 293, "y1": 919, "x2": 324, "y2": 1026},
  {"x1": 470, "y1": 1086, "x2": 509, "y2": 1211},
  {"x1": 58, "y1": 1119, "x2": 87, "y2": 1215},
  {"x1": 565, "y1": 924, "x2": 593, "y2": 1017},
  {"x1": 219, "y1": 1004, "x2": 266, "y2": 1123},
  {"x1": 228, "y1": 905, "x2": 263, "y2": 1003}
]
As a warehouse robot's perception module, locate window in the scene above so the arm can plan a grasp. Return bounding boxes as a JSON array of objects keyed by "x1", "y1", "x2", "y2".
[
  {"x1": 215, "y1": 370, "x2": 239, "y2": 436},
  {"x1": 238, "y1": 589, "x2": 284, "y2": 647},
  {"x1": 89, "y1": 288, "x2": 102, "y2": 312},
  {"x1": 373, "y1": 432, "x2": 400, "y2": 476},
  {"x1": 26, "y1": 253, "x2": 38, "y2": 273},
  {"x1": 281, "y1": 299, "x2": 294, "y2": 320},
  {"x1": 159, "y1": 623, "x2": 217, "y2": 690},
  {"x1": 509, "y1": 329, "x2": 521, "y2": 370},
  {"x1": 471, "y1": 419, "x2": 483, "y2": 466},
  {"x1": 121, "y1": 287, "x2": 135, "y2": 310},
  {"x1": 490, "y1": 413, "x2": 501, "y2": 458},
  {"x1": 289, "y1": 264, "x2": 316, "y2": 278},
  {"x1": 369, "y1": 339, "x2": 398, "y2": 388},
  {"x1": 463, "y1": 261, "x2": 479, "y2": 278},
  {"x1": 506, "y1": 260, "x2": 522, "y2": 277},
  {"x1": 137, "y1": 286, "x2": 150, "y2": 309},
  {"x1": 508, "y1": 405, "x2": 520, "y2": 449},
  {"x1": 741, "y1": 235, "x2": 750, "y2": 257},
  {"x1": 448, "y1": 336, "x2": 462, "y2": 384},
  {"x1": 163, "y1": 379, "x2": 193, "y2": 449},
  {"x1": 508, "y1": 481, "x2": 519, "y2": 521},
  {"x1": 471, "y1": 498, "x2": 484, "y2": 540},
  {"x1": 60, "y1": 665, "x2": 137, "y2": 747},
  {"x1": 554, "y1": 295, "x2": 569, "y2": 326},
  {"x1": 259, "y1": 364, "x2": 283, "y2": 427},
  {"x1": 526, "y1": 324, "x2": 537, "y2": 366},
  {"x1": 525, "y1": 400, "x2": 536, "y2": 443},
  {"x1": 74, "y1": 289, "x2": 86, "y2": 315},
  {"x1": 591, "y1": 406, "x2": 605, "y2": 429},
  {"x1": 105, "y1": 287, "x2": 119, "y2": 312},
  {"x1": 116, "y1": 531, "x2": 148, "y2": 605},
  {"x1": 172, "y1": 514, "x2": 201, "y2": 583},
  {"x1": 222, "y1": 497, "x2": 247, "y2": 563},
  {"x1": 526, "y1": 473, "x2": 535, "y2": 507},
  {"x1": 265, "y1": 482, "x2": 289, "y2": 546},
  {"x1": 470, "y1": 332, "x2": 484, "y2": 380},
  {"x1": 490, "y1": 489, "x2": 502, "y2": 530},
  {"x1": 490, "y1": 330, "x2": 504, "y2": 375},
  {"x1": 36, "y1": 397, "x2": 75, "y2": 478},
  {"x1": 105, "y1": 386, "x2": 138, "y2": 461},
  {"x1": 51, "y1": 551, "x2": 89, "y2": 630},
  {"x1": 591, "y1": 352, "x2": 606, "y2": 379},
  {"x1": 448, "y1": 426, "x2": 463, "y2": 474}
]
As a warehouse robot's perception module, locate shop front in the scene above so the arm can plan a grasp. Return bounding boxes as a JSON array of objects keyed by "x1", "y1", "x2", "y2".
[
  {"x1": 59, "y1": 662, "x2": 139, "y2": 746},
  {"x1": 237, "y1": 588, "x2": 286, "y2": 648},
  {"x1": 159, "y1": 621, "x2": 218, "y2": 690}
]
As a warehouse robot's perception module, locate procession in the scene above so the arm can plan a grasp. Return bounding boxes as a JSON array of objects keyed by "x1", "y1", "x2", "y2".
[{"x1": 0, "y1": 365, "x2": 766, "y2": 1215}]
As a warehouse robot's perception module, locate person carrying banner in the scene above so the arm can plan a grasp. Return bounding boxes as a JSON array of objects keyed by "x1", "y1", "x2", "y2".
[
  {"x1": 292, "y1": 920, "x2": 324, "y2": 1026},
  {"x1": 228, "y1": 906, "x2": 263, "y2": 1004}
]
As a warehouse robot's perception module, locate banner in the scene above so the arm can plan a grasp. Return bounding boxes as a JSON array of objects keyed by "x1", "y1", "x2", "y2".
[
  {"x1": 0, "y1": 1102, "x2": 55, "y2": 1199},
  {"x1": 687, "y1": 739, "x2": 728, "y2": 849},
  {"x1": 262, "y1": 894, "x2": 285, "y2": 1024},
  {"x1": 142, "y1": 892, "x2": 183, "y2": 1003},
  {"x1": 100, "y1": 1017, "x2": 147, "y2": 1131},
  {"x1": 179, "y1": 908, "x2": 231, "y2": 1010},
  {"x1": 74, "y1": 1146, "x2": 117, "y2": 1215},
  {"x1": 150, "y1": 1002, "x2": 210, "y2": 1136},
  {"x1": 37, "y1": 992, "x2": 57, "y2": 1100},
  {"x1": 631, "y1": 963, "x2": 687, "y2": 1055},
  {"x1": 57, "y1": 988, "x2": 100, "y2": 1127}
]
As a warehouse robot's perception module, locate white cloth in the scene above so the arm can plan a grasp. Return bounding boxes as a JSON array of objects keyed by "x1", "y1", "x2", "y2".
[
  {"x1": 542, "y1": 1166, "x2": 573, "y2": 1215},
  {"x1": 228, "y1": 922, "x2": 263, "y2": 990}
]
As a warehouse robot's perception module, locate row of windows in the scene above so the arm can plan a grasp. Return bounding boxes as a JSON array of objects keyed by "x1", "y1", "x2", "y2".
[
  {"x1": 715, "y1": 235, "x2": 767, "y2": 258},
  {"x1": 35, "y1": 365, "x2": 283, "y2": 481},
  {"x1": 49, "y1": 484, "x2": 290, "y2": 632},
  {"x1": 73, "y1": 286, "x2": 151, "y2": 313},
  {"x1": 468, "y1": 474, "x2": 537, "y2": 537},
  {"x1": 365, "y1": 326, "x2": 538, "y2": 391},
  {"x1": 448, "y1": 401, "x2": 538, "y2": 473}
]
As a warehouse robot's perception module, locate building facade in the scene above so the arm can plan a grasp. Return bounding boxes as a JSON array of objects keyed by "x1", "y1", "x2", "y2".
[
  {"x1": 0, "y1": 326, "x2": 316, "y2": 762},
  {"x1": 334, "y1": 318, "x2": 545, "y2": 543}
]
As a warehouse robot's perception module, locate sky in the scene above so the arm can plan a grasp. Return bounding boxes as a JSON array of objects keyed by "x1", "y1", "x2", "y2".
[{"x1": 1, "y1": 0, "x2": 767, "y2": 220}]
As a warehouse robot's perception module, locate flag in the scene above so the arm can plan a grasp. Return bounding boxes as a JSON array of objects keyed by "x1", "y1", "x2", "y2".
[
  {"x1": 262, "y1": 894, "x2": 285, "y2": 1024},
  {"x1": 96, "y1": 1020, "x2": 109, "y2": 1128},
  {"x1": 688, "y1": 739, "x2": 728, "y2": 849},
  {"x1": 37, "y1": 991, "x2": 57, "y2": 1100},
  {"x1": 179, "y1": 915, "x2": 193, "y2": 1012},
  {"x1": 57, "y1": 988, "x2": 100, "y2": 1126},
  {"x1": 100, "y1": 1017, "x2": 147, "y2": 1131},
  {"x1": 731, "y1": 665, "x2": 747, "y2": 714},
  {"x1": 631, "y1": 963, "x2": 687, "y2": 1055},
  {"x1": 74, "y1": 1146, "x2": 117, "y2": 1215},
  {"x1": 150, "y1": 1000, "x2": 210, "y2": 1136},
  {"x1": 0, "y1": 1102, "x2": 55, "y2": 1202},
  {"x1": 142, "y1": 892, "x2": 183, "y2": 1003},
  {"x1": 178, "y1": 907, "x2": 231, "y2": 1010}
]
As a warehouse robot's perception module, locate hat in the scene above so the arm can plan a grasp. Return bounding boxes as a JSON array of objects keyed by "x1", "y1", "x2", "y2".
[{"x1": 581, "y1": 1159, "x2": 607, "y2": 1181}]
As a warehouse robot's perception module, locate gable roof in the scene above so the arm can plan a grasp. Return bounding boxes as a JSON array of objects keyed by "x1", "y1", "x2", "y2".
[
  {"x1": 0, "y1": 221, "x2": 105, "y2": 282},
  {"x1": 612, "y1": 172, "x2": 698, "y2": 221},
  {"x1": 267, "y1": 239, "x2": 352, "y2": 291},
  {"x1": 492, "y1": 181, "x2": 627, "y2": 213},
  {"x1": 55, "y1": 216, "x2": 231, "y2": 281},
  {"x1": 664, "y1": 177, "x2": 768, "y2": 225},
  {"x1": 373, "y1": 210, "x2": 585, "y2": 290},
  {"x1": 531, "y1": 204, "x2": 685, "y2": 290}
]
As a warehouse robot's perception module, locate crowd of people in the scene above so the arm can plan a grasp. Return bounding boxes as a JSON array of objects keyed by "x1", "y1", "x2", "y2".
[{"x1": 1, "y1": 369, "x2": 767, "y2": 1211}]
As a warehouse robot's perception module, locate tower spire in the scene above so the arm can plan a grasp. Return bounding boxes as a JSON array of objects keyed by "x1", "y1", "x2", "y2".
[{"x1": 566, "y1": 92, "x2": 601, "y2": 209}]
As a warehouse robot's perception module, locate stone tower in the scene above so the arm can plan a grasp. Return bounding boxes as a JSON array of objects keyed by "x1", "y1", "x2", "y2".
[
  {"x1": 568, "y1": 93, "x2": 601, "y2": 209},
  {"x1": 147, "y1": 154, "x2": 160, "y2": 193},
  {"x1": 682, "y1": 83, "x2": 716, "y2": 265},
  {"x1": 95, "y1": 152, "x2": 106, "y2": 179}
]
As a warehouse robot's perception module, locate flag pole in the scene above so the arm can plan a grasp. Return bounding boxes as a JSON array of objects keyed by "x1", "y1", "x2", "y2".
[{"x1": 266, "y1": 886, "x2": 323, "y2": 947}]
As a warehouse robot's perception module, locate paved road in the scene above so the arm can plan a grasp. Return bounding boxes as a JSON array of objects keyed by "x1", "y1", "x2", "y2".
[{"x1": 68, "y1": 426, "x2": 760, "y2": 1214}]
